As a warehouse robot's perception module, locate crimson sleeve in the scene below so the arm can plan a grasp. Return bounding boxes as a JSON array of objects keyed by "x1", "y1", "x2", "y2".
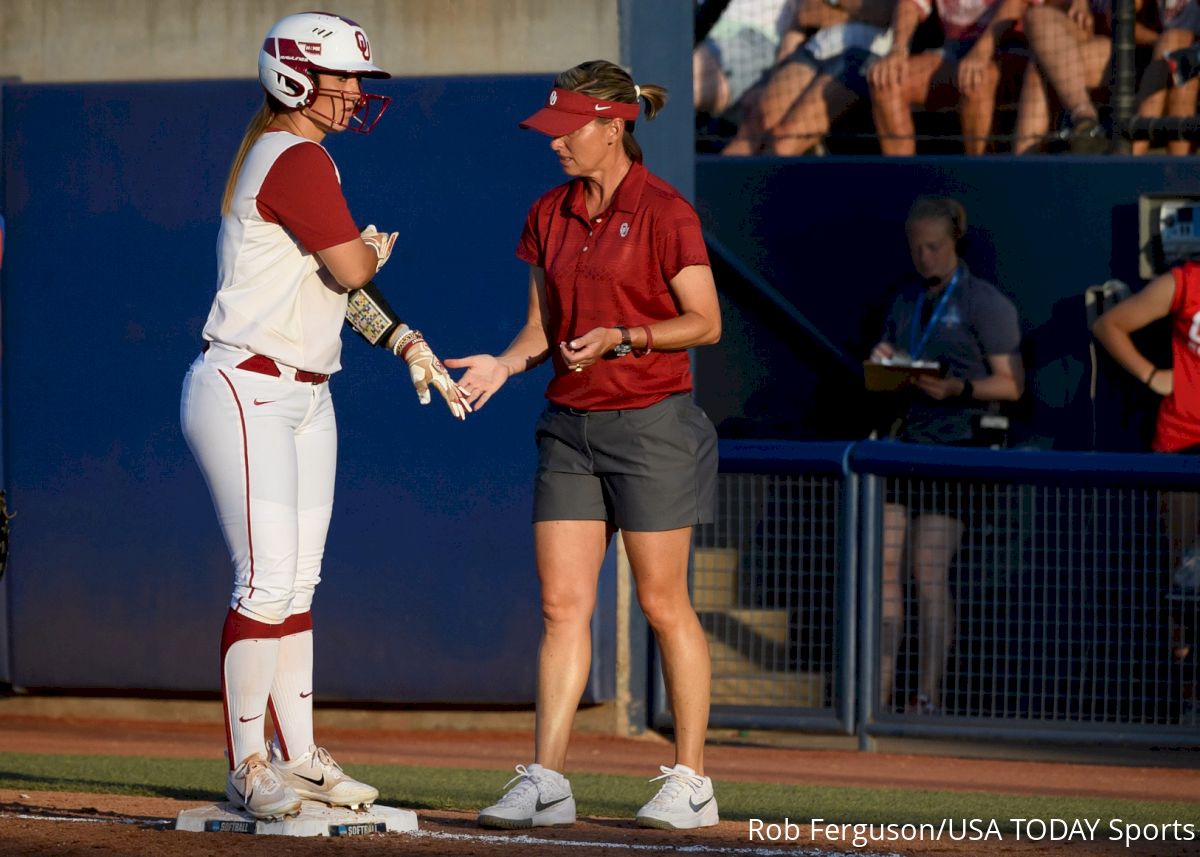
[
  {"x1": 654, "y1": 197, "x2": 710, "y2": 283},
  {"x1": 516, "y1": 203, "x2": 544, "y2": 267},
  {"x1": 257, "y1": 142, "x2": 361, "y2": 253}
]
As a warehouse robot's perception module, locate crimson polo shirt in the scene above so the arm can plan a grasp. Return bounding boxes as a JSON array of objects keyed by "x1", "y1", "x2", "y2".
[{"x1": 516, "y1": 160, "x2": 711, "y2": 411}]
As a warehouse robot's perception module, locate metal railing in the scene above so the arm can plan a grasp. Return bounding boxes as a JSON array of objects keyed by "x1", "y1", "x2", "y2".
[{"x1": 693, "y1": 440, "x2": 1200, "y2": 749}]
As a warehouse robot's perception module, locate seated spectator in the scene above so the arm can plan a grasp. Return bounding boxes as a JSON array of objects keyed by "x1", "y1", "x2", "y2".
[
  {"x1": 1014, "y1": 0, "x2": 1158, "y2": 154},
  {"x1": 868, "y1": 0, "x2": 1028, "y2": 154},
  {"x1": 721, "y1": 0, "x2": 897, "y2": 156},
  {"x1": 868, "y1": 197, "x2": 1024, "y2": 713},
  {"x1": 695, "y1": 0, "x2": 802, "y2": 119},
  {"x1": 1131, "y1": 0, "x2": 1200, "y2": 155},
  {"x1": 1093, "y1": 263, "x2": 1200, "y2": 723}
]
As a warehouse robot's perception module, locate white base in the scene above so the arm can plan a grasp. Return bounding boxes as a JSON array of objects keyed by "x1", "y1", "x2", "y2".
[{"x1": 174, "y1": 801, "x2": 419, "y2": 837}]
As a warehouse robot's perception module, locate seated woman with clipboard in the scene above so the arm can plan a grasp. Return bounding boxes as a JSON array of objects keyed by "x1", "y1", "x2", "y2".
[{"x1": 866, "y1": 196, "x2": 1024, "y2": 716}]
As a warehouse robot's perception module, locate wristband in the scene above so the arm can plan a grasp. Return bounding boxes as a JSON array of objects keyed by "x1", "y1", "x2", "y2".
[
  {"x1": 638, "y1": 324, "x2": 654, "y2": 355},
  {"x1": 1145, "y1": 367, "x2": 1158, "y2": 386},
  {"x1": 391, "y1": 327, "x2": 424, "y2": 358}
]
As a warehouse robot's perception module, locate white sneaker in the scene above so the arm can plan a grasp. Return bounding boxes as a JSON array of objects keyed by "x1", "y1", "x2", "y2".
[
  {"x1": 226, "y1": 753, "x2": 302, "y2": 820},
  {"x1": 478, "y1": 763, "x2": 576, "y2": 829},
  {"x1": 270, "y1": 743, "x2": 378, "y2": 810},
  {"x1": 636, "y1": 764, "x2": 719, "y2": 830}
]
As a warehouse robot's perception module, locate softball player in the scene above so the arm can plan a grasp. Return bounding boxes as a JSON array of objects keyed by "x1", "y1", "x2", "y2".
[
  {"x1": 181, "y1": 11, "x2": 467, "y2": 821},
  {"x1": 447, "y1": 60, "x2": 723, "y2": 831}
]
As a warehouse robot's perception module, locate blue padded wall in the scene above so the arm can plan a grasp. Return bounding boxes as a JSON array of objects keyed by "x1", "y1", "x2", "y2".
[{"x1": 0, "y1": 75, "x2": 617, "y2": 702}]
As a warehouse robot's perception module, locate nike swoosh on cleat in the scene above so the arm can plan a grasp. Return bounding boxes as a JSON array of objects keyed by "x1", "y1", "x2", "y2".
[
  {"x1": 534, "y1": 795, "x2": 571, "y2": 812},
  {"x1": 689, "y1": 795, "x2": 714, "y2": 812},
  {"x1": 238, "y1": 714, "x2": 263, "y2": 723},
  {"x1": 293, "y1": 772, "x2": 326, "y2": 787}
]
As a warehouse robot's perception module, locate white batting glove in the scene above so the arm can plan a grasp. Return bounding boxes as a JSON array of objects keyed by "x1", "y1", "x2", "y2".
[
  {"x1": 360, "y1": 224, "x2": 399, "y2": 272},
  {"x1": 392, "y1": 328, "x2": 472, "y2": 420}
]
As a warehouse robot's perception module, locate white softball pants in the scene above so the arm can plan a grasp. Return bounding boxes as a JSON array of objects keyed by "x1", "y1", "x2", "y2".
[{"x1": 181, "y1": 346, "x2": 337, "y2": 624}]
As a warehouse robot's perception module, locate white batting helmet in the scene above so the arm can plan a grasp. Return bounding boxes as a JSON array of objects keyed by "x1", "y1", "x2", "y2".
[{"x1": 258, "y1": 11, "x2": 390, "y2": 109}]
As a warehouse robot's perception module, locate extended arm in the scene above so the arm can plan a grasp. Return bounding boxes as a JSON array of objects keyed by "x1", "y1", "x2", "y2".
[{"x1": 444, "y1": 266, "x2": 553, "y2": 411}]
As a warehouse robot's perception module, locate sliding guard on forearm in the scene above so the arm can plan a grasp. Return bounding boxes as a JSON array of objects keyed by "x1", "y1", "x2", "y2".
[{"x1": 345, "y1": 281, "x2": 402, "y2": 347}]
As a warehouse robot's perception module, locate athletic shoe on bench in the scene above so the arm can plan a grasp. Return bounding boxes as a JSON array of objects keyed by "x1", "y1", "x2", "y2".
[
  {"x1": 270, "y1": 743, "x2": 379, "y2": 810},
  {"x1": 478, "y1": 763, "x2": 576, "y2": 828},
  {"x1": 636, "y1": 763, "x2": 720, "y2": 830},
  {"x1": 226, "y1": 753, "x2": 302, "y2": 820}
]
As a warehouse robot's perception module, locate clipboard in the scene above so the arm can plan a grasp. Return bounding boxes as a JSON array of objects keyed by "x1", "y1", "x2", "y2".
[{"x1": 863, "y1": 360, "x2": 944, "y2": 392}]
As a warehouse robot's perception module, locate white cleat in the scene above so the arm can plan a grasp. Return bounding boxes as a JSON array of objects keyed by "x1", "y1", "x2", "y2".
[
  {"x1": 636, "y1": 763, "x2": 720, "y2": 830},
  {"x1": 226, "y1": 753, "x2": 302, "y2": 820},
  {"x1": 478, "y1": 763, "x2": 576, "y2": 829},
  {"x1": 270, "y1": 743, "x2": 379, "y2": 810}
]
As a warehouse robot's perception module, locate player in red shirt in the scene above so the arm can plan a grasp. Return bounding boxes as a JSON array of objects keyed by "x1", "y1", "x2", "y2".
[
  {"x1": 446, "y1": 60, "x2": 723, "y2": 831},
  {"x1": 1094, "y1": 261, "x2": 1200, "y2": 723}
]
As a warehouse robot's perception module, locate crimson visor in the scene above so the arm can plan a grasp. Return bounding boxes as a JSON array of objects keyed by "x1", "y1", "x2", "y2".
[{"x1": 519, "y1": 88, "x2": 641, "y2": 137}]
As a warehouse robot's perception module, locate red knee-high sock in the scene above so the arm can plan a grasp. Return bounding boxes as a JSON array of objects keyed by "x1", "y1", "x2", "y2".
[
  {"x1": 221, "y1": 608, "x2": 281, "y2": 770},
  {"x1": 269, "y1": 611, "x2": 315, "y2": 761}
]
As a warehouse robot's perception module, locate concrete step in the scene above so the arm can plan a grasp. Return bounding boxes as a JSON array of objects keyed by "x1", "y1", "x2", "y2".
[{"x1": 692, "y1": 546, "x2": 740, "y2": 610}]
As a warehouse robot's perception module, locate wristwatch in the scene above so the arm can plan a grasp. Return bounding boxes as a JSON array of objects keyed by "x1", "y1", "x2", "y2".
[{"x1": 612, "y1": 325, "x2": 633, "y2": 357}]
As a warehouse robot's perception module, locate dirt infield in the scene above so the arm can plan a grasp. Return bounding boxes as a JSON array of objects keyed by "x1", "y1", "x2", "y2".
[{"x1": 0, "y1": 713, "x2": 1198, "y2": 856}]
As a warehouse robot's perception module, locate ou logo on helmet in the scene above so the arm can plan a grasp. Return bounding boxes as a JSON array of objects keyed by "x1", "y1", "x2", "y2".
[{"x1": 355, "y1": 30, "x2": 371, "y2": 60}]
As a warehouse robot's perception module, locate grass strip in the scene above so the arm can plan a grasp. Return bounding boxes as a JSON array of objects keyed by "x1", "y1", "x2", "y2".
[{"x1": 0, "y1": 752, "x2": 1193, "y2": 830}]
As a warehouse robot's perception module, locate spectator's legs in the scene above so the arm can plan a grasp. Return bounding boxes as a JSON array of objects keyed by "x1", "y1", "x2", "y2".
[
  {"x1": 1014, "y1": 61, "x2": 1055, "y2": 154},
  {"x1": 1166, "y1": 49, "x2": 1200, "y2": 155},
  {"x1": 1132, "y1": 29, "x2": 1195, "y2": 155},
  {"x1": 1016, "y1": 6, "x2": 1111, "y2": 153},
  {"x1": 871, "y1": 52, "x2": 947, "y2": 155},
  {"x1": 880, "y1": 503, "x2": 909, "y2": 711},
  {"x1": 626, "y1": 528, "x2": 711, "y2": 773},
  {"x1": 768, "y1": 73, "x2": 860, "y2": 155},
  {"x1": 910, "y1": 513, "x2": 963, "y2": 711},
  {"x1": 958, "y1": 60, "x2": 1002, "y2": 155},
  {"x1": 532, "y1": 520, "x2": 609, "y2": 774},
  {"x1": 695, "y1": 43, "x2": 732, "y2": 117},
  {"x1": 724, "y1": 61, "x2": 820, "y2": 155}
]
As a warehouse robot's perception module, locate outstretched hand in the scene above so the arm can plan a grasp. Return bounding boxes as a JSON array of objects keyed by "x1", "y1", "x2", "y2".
[
  {"x1": 397, "y1": 334, "x2": 471, "y2": 420},
  {"x1": 443, "y1": 354, "x2": 510, "y2": 412}
]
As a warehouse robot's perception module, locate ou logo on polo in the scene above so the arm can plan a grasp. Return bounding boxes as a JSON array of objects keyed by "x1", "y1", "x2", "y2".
[
  {"x1": 620, "y1": 223, "x2": 630, "y2": 238},
  {"x1": 355, "y1": 31, "x2": 371, "y2": 60}
]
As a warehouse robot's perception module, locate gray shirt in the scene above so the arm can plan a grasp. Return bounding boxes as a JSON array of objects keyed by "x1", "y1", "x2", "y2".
[{"x1": 881, "y1": 265, "x2": 1021, "y2": 444}]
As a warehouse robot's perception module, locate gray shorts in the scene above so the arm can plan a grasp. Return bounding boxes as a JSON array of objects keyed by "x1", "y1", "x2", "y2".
[{"x1": 532, "y1": 393, "x2": 718, "y2": 532}]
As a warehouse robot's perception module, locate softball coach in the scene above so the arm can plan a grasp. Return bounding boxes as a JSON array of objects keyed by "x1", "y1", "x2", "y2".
[{"x1": 446, "y1": 59, "x2": 722, "y2": 832}]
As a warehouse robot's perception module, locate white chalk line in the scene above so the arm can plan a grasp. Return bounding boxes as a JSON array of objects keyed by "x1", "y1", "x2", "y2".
[
  {"x1": 2, "y1": 810, "x2": 908, "y2": 856},
  {"x1": 411, "y1": 828, "x2": 904, "y2": 856}
]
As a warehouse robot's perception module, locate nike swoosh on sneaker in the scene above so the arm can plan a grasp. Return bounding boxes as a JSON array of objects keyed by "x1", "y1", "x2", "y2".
[
  {"x1": 238, "y1": 714, "x2": 263, "y2": 723},
  {"x1": 300, "y1": 691, "x2": 313, "y2": 698},
  {"x1": 689, "y1": 795, "x2": 714, "y2": 813},
  {"x1": 534, "y1": 795, "x2": 571, "y2": 812},
  {"x1": 293, "y1": 772, "x2": 326, "y2": 787}
]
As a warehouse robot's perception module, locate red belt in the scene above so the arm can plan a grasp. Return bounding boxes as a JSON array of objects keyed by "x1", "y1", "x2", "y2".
[{"x1": 235, "y1": 353, "x2": 329, "y2": 385}]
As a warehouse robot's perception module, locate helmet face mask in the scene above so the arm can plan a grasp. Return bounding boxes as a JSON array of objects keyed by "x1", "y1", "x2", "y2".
[{"x1": 259, "y1": 11, "x2": 391, "y2": 133}]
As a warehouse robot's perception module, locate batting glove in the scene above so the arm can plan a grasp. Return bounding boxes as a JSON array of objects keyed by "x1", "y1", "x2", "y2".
[
  {"x1": 360, "y1": 224, "x2": 399, "y2": 272},
  {"x1": 392, "y1": 328, "x2": 472, "y2": 420}
]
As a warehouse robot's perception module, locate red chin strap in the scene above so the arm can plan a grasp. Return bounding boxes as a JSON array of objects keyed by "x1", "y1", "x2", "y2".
[{"x1": 308, "y1": 89, "x2": 391, "y2": 135}]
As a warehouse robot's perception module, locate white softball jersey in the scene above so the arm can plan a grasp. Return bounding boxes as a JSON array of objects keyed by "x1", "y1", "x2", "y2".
[{"x1": 202, "y1": 130, "x2": 356, "y2": 376}]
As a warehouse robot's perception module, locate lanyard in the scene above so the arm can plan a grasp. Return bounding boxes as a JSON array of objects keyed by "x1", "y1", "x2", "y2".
[{"x1": 909, "y1": 267, "x2": 961, "y2": 359}]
